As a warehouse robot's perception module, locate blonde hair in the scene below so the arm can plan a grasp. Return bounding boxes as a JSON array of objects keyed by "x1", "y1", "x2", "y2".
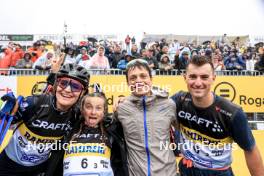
[{"x1": 71, "y1": 92, "x2": 108, "y2": 142}]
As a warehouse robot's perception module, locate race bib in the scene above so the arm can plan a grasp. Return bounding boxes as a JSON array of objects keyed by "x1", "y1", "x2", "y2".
[{"x1": 63, "y1": 143, "x2": 113, "y2": 176}]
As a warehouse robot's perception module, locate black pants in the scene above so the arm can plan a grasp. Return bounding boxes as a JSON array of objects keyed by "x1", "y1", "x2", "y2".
[
  {"x1": 179, "y1": 159, "x2": 235, "y2": 176},
  {"x1": 0, "y1": 151, "x2": 47, "y2": 176}
]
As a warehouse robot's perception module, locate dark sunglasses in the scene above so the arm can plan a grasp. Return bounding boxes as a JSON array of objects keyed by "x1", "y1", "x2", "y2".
[{"x1": 57, "y1": 78, "x2": 84, "y2": 92}]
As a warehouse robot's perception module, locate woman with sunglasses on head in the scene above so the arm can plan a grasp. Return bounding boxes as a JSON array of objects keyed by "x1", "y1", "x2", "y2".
[{"x1": 0, "y1": 63, "x2": 89, "y2": 176}]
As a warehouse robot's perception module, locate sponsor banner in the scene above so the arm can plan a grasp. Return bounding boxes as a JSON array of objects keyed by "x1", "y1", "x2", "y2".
[
  {"x1": 152, "y1": 76, "x2": 264, "y2": 112},
  {"x1": 17, "y1": 76, "x2": 264, "y2": 112},
  {"x1": 0, "y1": 34, "x2": 33, "y2": 41},
  {"x1": 17, "y1": 76, "x2": 47, "y2": 96},
  {"x1": 0, "y1": 76, "x2": 17, "y2": 97}
]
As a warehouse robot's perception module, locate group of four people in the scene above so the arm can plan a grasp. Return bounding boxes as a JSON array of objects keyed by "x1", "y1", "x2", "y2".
[{"x1": 0, "y1": 54, "x2": 263, "y2": 176}]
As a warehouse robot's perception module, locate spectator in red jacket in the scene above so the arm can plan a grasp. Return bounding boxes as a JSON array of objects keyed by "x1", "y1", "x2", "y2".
[
  {"x1": 125, "y1": 35, "x2": 131, "y2": 53},
  {"x1": 10, "y1": 44, "x2": 24, "y2": 67},
  {"x1": 0, "y1": 46, "x2": 12, "y2": 75},
  {"x1": 27, "y1": 42, "x2": 43, "y2": 62}
]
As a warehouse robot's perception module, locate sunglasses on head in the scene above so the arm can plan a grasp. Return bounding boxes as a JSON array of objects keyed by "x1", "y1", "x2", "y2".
[
  {"x1": 126, "y1": 59, "x2": 149, "y2": 69},
  {"x1": 57, "y1": 78, "x2": 84, "y2": 92}
]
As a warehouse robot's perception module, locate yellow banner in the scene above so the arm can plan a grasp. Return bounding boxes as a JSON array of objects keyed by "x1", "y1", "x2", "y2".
[{"x1": 17, "y1": 76, "x2": 264, "y2": 112}]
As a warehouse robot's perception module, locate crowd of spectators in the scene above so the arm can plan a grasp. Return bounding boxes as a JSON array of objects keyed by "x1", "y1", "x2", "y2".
[{"x1": 0, "y1": 34, "x2": 264, "y2": 75}]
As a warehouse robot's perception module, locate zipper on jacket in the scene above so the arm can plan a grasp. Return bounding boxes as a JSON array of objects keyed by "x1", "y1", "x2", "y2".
[{"x1": 143, "y1": 96, "x2": 151, "y2": 176}]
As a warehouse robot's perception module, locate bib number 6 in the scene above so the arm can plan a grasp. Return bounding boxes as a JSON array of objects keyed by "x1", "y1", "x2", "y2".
[
  {"x1": 81, "y1": 158, "x2": 98, "y2": 169},
  {"x1": 81, "y1": 158, "x2": 88, "y2": 169}
]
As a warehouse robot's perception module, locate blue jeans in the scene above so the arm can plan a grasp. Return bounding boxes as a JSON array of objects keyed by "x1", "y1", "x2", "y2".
[{"x1": 179, "y1": 159, "x2": 234, "y2": 176}]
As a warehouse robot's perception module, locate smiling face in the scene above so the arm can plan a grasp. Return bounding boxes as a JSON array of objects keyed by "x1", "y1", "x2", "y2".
[
  {"x1": 55, "y1": 77, "x2": 84, "y2": 111},
  {"x1": 127, "y1": 66, "x2": 152, "y2": 97},
  {"x1": 184, "y1": 62, "x2": 215, "y2": 106},
  {"x1": 82, "y1": 96, "x2": 105, "y2": 128}
]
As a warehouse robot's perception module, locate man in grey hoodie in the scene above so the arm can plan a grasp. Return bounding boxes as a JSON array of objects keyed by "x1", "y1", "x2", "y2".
[{"x1": 114, "y1": 59, "x2": 178, "y2": 176}]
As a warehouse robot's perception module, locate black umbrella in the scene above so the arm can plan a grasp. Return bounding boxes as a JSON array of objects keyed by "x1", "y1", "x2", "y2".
[
  {"x1": 87, "y1": 37, "x2": 98, "y2": 43},
  {"x1": 255, "y1": 42, "x2": 264, "y2": 47},
  {"x1": 202, "y1": 40, "x2": 211, "y2": 45}
]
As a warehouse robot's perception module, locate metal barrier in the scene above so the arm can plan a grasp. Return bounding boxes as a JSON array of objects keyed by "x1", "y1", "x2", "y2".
[
  {"x1": 0, "y1": 68, "x2": 263, "y2": 76},
  {"x1": 215, "y1": 70, "x2": 264, "y2": 76},
  {"x1": 0, "y1": 69, "x2": 51, "y2": 76},
  {"x1": 248, "y1": 121, "x2": 264, "y2": 130}
]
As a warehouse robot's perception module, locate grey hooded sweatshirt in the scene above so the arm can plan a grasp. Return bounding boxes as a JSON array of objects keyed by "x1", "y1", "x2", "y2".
[{"x1": 116, "y1": 88, "x2": 177, "y2": 176}]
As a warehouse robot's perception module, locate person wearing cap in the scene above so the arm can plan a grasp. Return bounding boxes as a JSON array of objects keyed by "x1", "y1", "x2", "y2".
[
  {"x1": 156, "y1": 45, "x2": 169, "y2": 62},
  {"x1": 63, "y1": 46, "x2": 77, "y2": 65},
  {"x1": 114, "y1": 59, "x2": 178, "y2": 176},
  {"x1": 110, "y1": 45, "x2": 123, "y2": 68},
  {"x1": 117, "y1": 54, "x2": 135, "y2": 70},
  {"x1": 178, "y1": 51, "x2": 190, "y2": 70},
  {"x1": 0, "y1": 62, "x2": 90, "y2": 175},
  {"x1": 76, "y1": 47, "x2": 90, "y2": 63},
  {"x1": 76, "y1": 47, "x2": 91, "y2": 70},
  {"x1": 27, "y1": 42, "x2": 43, "y2": 63},
  {"x1": 224, "y1": 49, "x2": 245, "y2": 70}
]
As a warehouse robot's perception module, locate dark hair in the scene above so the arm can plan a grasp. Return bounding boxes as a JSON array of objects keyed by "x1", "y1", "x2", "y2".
[
  {"x1": 24, "y1": 52, "x2": 32, "y2": 59},
  {"x1": 160, "y1": 55, "x2": 170, "y2": 64},
  {"x1": 186, "y1": 55, "x2": 214, "y2": 71},
  {"x1": 125, "y1": 59, "x2": 152, "y2": 82}
]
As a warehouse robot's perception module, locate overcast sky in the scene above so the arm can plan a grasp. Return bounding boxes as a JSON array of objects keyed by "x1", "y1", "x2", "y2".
[{"x1": 0, "y1": 0, "x2": 264, "y2": 36}]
